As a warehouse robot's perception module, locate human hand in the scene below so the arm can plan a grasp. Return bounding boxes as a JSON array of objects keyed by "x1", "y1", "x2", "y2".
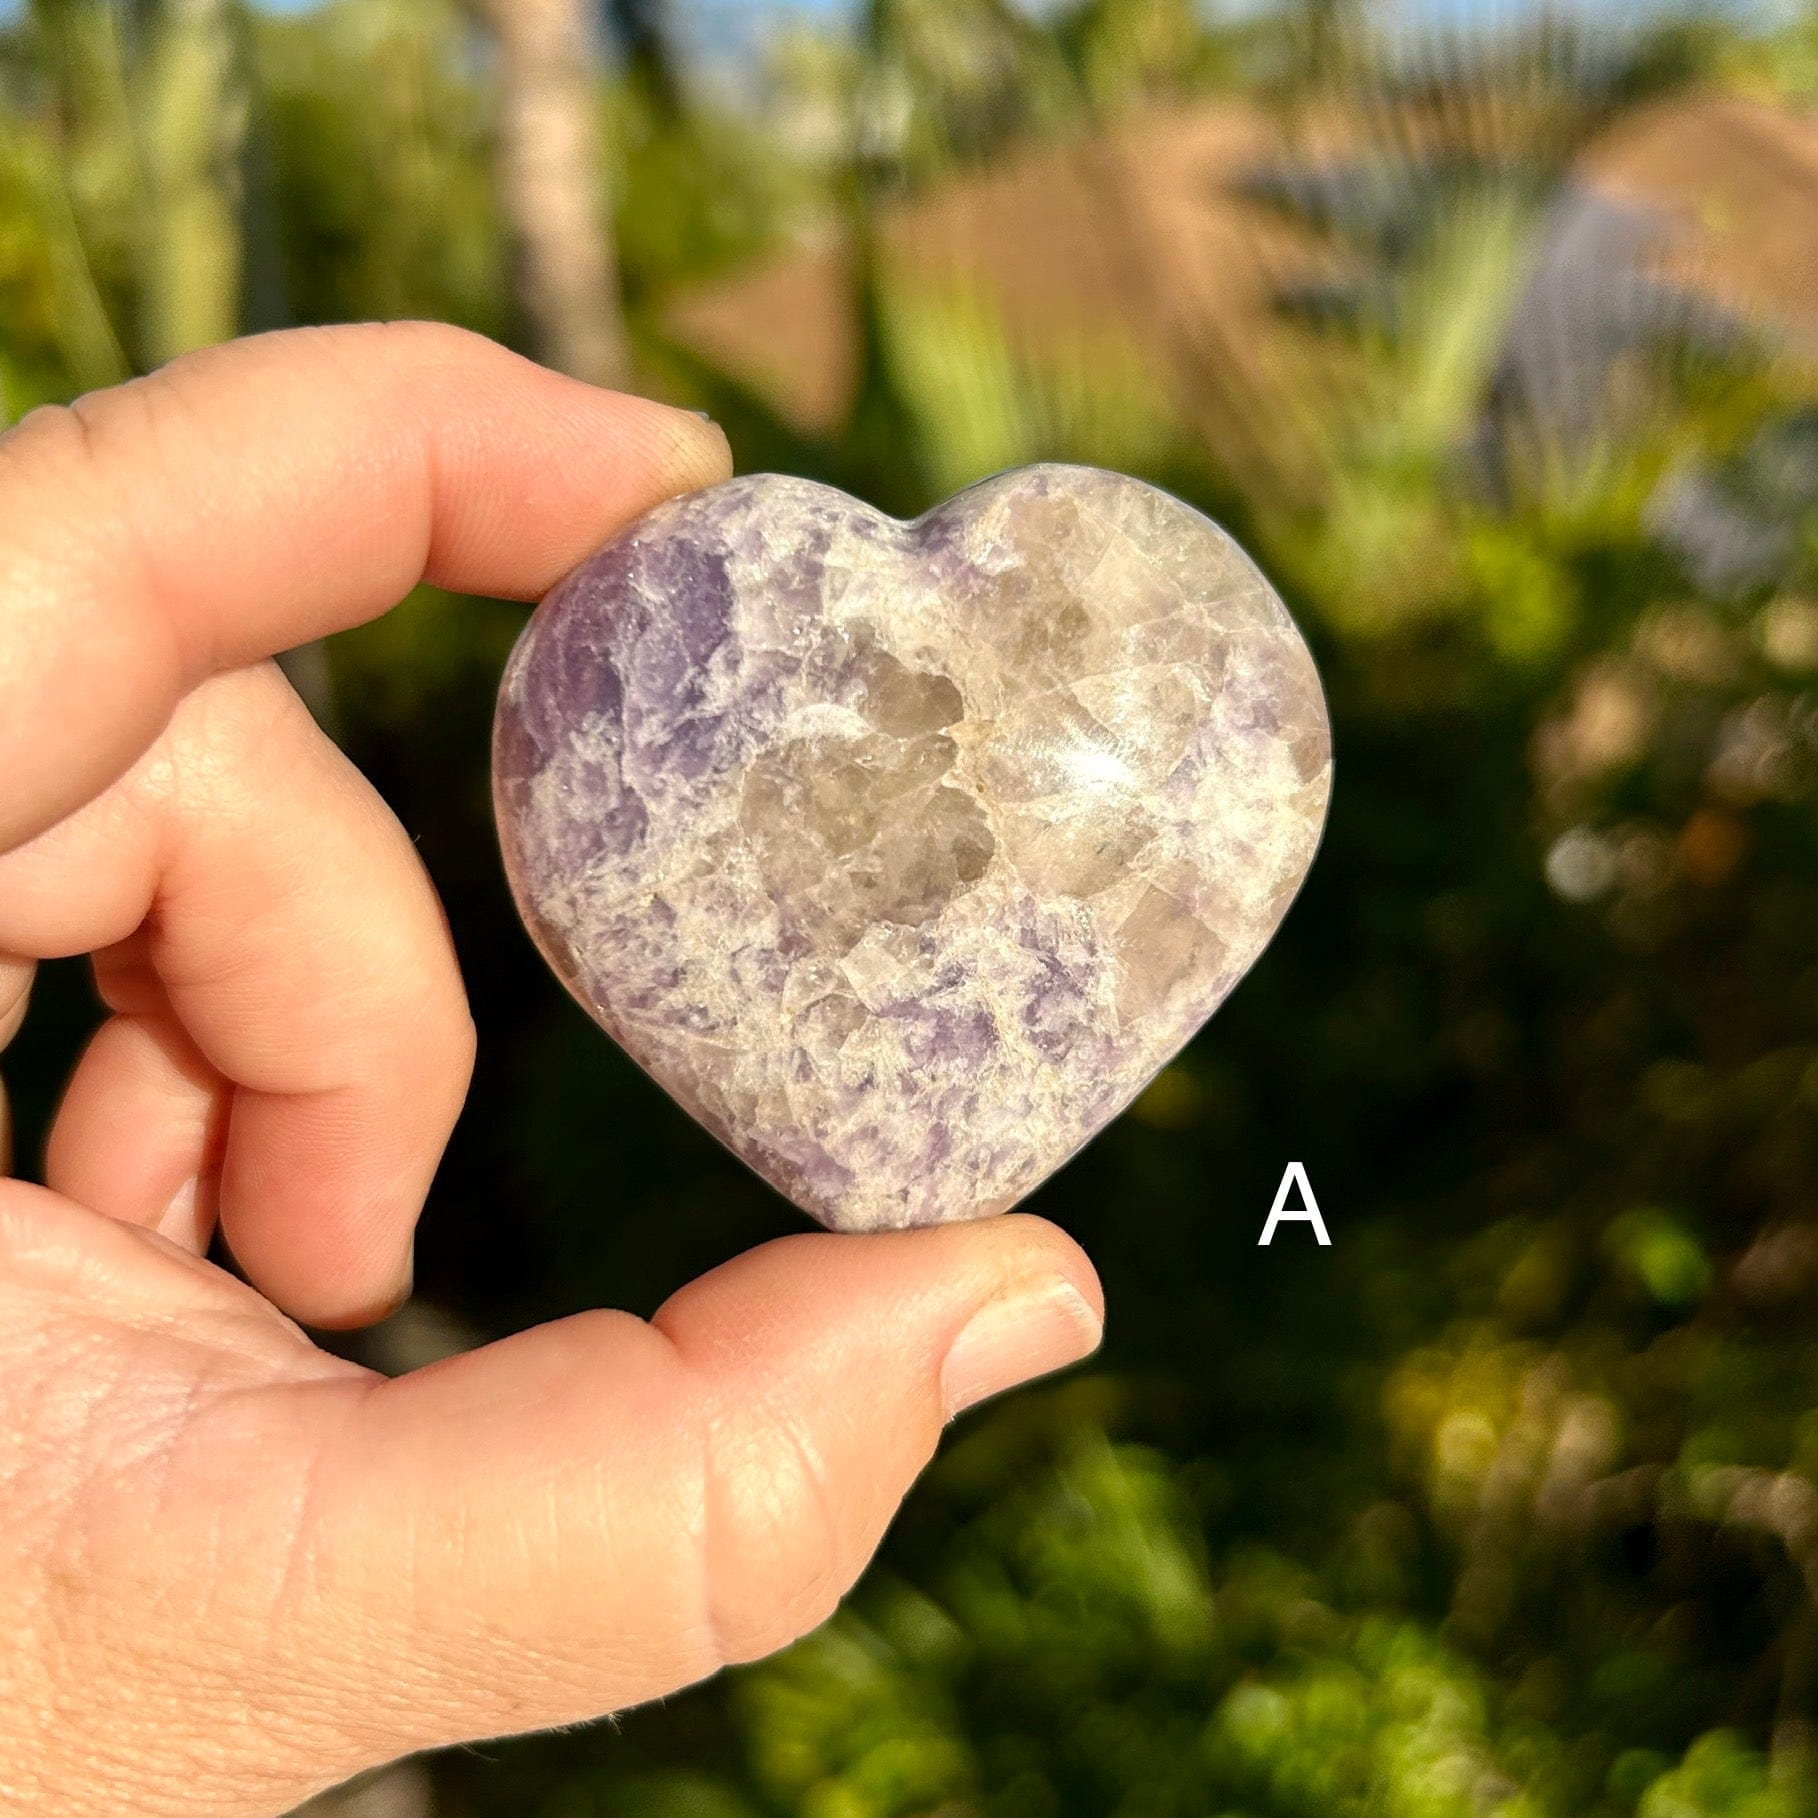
[{"x1": 0, "y1": 325, "x2": 1103, "y2": 1817}]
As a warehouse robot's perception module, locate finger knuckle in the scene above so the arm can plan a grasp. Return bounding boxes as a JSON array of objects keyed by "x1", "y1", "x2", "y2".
[
  {"x1": 0, "y1": 391, "x2": 177, "y2": 680},
  {"x1": 0, "y1": 398, "x2": 117, "y2": 531},
  {"x1": 0, "y1": 1183, "x2": 100, "y2": 1296},
  {"x1": 0, "y1": 399, "x2": 78, "y2": 475},
  {"x1": 696, "y1": 1391, "x2": 849, "y2": 1667}
]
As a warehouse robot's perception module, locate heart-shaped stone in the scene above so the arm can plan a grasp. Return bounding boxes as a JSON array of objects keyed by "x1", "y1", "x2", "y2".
[{"x1": 492, "y1": 465, "x2": 1331, "y2": 1231}]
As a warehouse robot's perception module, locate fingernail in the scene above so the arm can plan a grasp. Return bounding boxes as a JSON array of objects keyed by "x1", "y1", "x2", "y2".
[
  {"x1": 156, "y1": 1176, "x2": 206, "y2": 1250},
  {"x1": 941, "y1": 1276, "x2": 1103, "y2": 1421},
  {"x1": 663, "y1": 409, "x2": 732, "y2": 489}
]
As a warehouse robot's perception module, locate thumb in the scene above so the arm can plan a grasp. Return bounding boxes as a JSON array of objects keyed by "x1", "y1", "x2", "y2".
[{"x1": 290, "y1": 1214, "x2": 1101, "y2": 1774}]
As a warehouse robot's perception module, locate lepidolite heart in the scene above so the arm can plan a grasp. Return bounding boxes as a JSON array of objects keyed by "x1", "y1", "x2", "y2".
[{"x1": 492, "y1": 465, "x2": 1331, "y2": 1231}]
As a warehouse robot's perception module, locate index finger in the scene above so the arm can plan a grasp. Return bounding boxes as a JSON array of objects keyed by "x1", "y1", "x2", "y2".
[{"x1": 0, "y1": 321, "x2": 731, "y2": 852}]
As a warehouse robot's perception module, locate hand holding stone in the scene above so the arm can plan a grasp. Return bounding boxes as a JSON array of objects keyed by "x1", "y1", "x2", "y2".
[{"x1": 0, "y1": 328, "x2": 1102, "y2": 1818}]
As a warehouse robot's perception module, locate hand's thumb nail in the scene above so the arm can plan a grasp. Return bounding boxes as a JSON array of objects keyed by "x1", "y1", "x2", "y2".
[
  {"x1": 157, "y1": 1176, "x2": 207, "y2": 1250},
  {"x1": 941, "y1": 1276, "x2": 1102, "y2": 1421}
]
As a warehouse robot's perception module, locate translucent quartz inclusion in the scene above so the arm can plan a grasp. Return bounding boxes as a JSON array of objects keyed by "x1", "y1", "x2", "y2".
[{"x1": 493, "y1": 466, "x2": 1331, "y2": 1231}]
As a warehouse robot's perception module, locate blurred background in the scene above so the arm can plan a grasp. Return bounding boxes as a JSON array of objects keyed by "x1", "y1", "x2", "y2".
[{"x1": 6, "y1": 0, "x2": 1818, "y2": 1811}]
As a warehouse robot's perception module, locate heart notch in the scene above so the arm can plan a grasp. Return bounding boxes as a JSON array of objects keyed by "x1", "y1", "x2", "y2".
[{"x1": 493, "y1": 465, "x2": 1331, "y2": 1231}]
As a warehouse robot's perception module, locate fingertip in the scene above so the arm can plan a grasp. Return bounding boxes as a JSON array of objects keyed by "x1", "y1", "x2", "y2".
[
  {"x1": 395, "y1": 330, "x2": 734, "y2": 598},
  {"x1": 217, "y1": 1104, "x2": 425, "y2": 1331},
  {"x1": 45, "y1": 1012, "x2": 227, "y2": 1246},
  {"x1": 982, "y1": 1210, "x2": 1106, "y2": 1327},
  {"x1": 540, "y1": 382, "x2": 734, "y2": 540},
  {"x1": 640, "y1": 1214, "x2": 1102, "y2": 1665},
  {"x1": 655, "y1": 408, "x2": 734, "y2": 496},
  {"x1": 649, "y1": 1212, "x2": 1103, "y2": 1385}
]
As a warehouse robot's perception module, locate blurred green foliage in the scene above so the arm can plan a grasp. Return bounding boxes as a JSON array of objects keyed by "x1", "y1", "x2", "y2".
[{"x1": 4, "y1": 0, "x2": 1818, "y2": 1814}]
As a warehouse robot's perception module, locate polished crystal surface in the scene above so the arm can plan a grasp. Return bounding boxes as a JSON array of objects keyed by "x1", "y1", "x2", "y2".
[{"x1": 493, "y1": 466, "x2": 1331, "y2": 1230}]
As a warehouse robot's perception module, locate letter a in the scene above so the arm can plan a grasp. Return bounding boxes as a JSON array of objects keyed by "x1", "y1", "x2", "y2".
[{"x1": 1259, "y1": 1162, "x2": 1330, "y2": 1246}]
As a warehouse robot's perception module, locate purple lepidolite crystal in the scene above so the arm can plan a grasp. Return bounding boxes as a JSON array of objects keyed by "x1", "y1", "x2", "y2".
[{"x1": 492, "y1": 465, "x2": 1331, "y2": 1230}]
